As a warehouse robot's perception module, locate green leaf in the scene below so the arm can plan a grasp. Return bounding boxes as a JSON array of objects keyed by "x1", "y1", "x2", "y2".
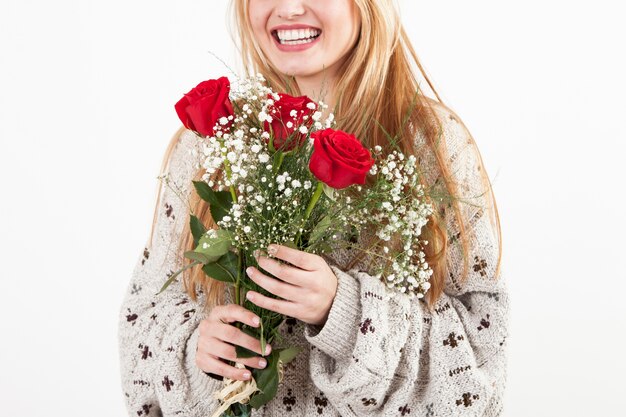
[
  {"x1": 195, "y1": 229, "x2": 234, "y2": 258},
  {"x1": 308, "y1": 215, "x2": 332, "y2": 244},
  {"x1": 240, "y1": 325, "x2": 258, "y2": 338},
  {"x1": 267, "y1": 128, "x2": 276, "y2": 153},
  {"x1": 156, "y1": 260, "x2": 202, "y2": 295},
  {"x1": 277, "y1": 346, "x2": 302, "y2": 365},
  {"x1": 235, "y1": 344, "x2": 258, "y2": 358},
  {"x1": 322, "y1": 183, "x2": 336, "y2": 201},
  {"x1": 189, "y1": 215, "x2": 206, "y2": 247},
  {"x1": 249, "y1": 350, "x2": 280, "y2": 409},
  {"x1": 231, "y1": 403, "x2": 251, "y2": 417},
  {"x1": 236, "y1": 326, "x2": 263, "y2": 358},
  {"x1": 184, "y1": 250, "x2": 219, "y2": 264},
  {"x1": 272, "y1": 151, "x2": 285, "y2": 174},
  {"x1": 201, "y1": 251, "x2": 239, "y2": 284},
  {"x1": 260, "y1": 318, "x2": 266, "y2": 356},
  {"x1": 282, "y1": 240, "x2": 297, "y2": 249},
  {"x1": 192, "y1": 180, "x2": 233, "y2": 221},
  {"x1": 218, "y1": 250, "x2": 239, "y2": 276}
]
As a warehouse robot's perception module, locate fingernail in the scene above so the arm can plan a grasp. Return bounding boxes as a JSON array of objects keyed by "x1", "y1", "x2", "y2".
[
  {"x1": 246, "y1": 292, "x2": 254, "y2": 301},
  {"x1": 266, "y1": 344, "x2": 272, "y2": 353},
  {"x1": 243, "y1": 372, "x2": 251, "y2": 379},
  {"x1": 267, "y1": 244, "x2": 278, "y2": 255},
  {"x1": 253, "y1": 316, "x2": 260, "y2": 326},
  {"x1": 259, "y1": 358, "x2": 267, "y2": 368},
  {"x1": 246, "y1": 267, "x2": 253, "y2": 276},
  {"x1": 253, "y1": 249, "x2": 260, "y2": 258}
]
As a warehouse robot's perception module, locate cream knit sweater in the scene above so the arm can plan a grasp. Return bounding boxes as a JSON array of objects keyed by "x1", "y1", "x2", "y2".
[{"x1": 118, "y1": 102, "x2": 510, "y2": 416}]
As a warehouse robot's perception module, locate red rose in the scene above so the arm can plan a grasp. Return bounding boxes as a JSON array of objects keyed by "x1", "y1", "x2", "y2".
[
  {"x1": 309, "y1": 128, "x2": 375, "y2": 189},
  {"x1": 174, "y1": 76, "x2": 234, "y2": 137},
  {"x1": 264, "y1": 93, "x2": 317, "y2": 151}
]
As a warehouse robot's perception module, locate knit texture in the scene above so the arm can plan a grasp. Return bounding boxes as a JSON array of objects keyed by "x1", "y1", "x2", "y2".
[{"x1": 118, "y1": 101, "x2": 510, "y2": 416}]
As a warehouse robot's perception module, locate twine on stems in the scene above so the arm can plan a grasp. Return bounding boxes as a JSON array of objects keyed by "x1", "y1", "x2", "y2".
[
  {"x1": 210, "y1": 362, "x2": 258, "y2": 417},
  {"x1": 210, "y1": 359, "x2": 285, "y2": 417}
]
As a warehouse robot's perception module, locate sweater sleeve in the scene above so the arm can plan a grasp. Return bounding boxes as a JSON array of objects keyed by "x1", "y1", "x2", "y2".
[
  {"x1": 302, "y1": 105, "x2": 510, "y2": 416},
  {"x1": 117, "y1": 128, "x2": 224, "y2": 416}
]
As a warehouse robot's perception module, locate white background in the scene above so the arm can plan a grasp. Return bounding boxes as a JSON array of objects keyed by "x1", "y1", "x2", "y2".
[{"x1": 1, "y1": 1, "x2": 624, "y2": 416}]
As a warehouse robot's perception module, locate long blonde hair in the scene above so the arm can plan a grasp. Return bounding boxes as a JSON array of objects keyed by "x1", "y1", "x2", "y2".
[{"x1": 152, "y1": 0, "x2": 502, "y2": 314}]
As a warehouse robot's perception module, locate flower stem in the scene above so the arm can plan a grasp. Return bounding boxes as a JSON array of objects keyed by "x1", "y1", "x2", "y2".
[
  {"x1": 295, "y1": 181, "x2": 324, "y2": 246},
  {"x1": 234, "y1": 251, "x2": 243, "y2": 331},
  {"x1": 304, "y1": 182, "x2": 324, "y2": 219},
  {"x1": 218, "y1": 139, "x2": 238, "y2": 202},
  {"x1": 222, "y1": 160, "x2": 238, "y2": 202},
  {"x1": 272, "y1": 152, "x2": 285, "y2": 175}
]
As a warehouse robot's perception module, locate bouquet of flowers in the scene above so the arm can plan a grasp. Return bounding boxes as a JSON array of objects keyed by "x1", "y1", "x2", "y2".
[{"x1": 157, "y1": 73, "x2": 435, "y2": 417}]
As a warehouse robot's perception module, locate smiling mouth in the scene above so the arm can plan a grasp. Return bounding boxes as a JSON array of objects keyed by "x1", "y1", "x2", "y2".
[{"x1": 271, "y1": 28, "x2": 322, "y2": 45}]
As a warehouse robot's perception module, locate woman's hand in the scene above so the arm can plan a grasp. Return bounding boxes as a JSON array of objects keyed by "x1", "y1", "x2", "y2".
[
  {"x1": 245, "y1": 244, "x2": 339, "y2": 326},
  {"x1": 196, "y1": 304, "x2": 272, "y2": 381}
]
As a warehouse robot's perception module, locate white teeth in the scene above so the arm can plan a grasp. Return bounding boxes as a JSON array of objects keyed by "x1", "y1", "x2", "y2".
[{"x1": 275, "y1": 28, "x2": 321, "y2": 44}]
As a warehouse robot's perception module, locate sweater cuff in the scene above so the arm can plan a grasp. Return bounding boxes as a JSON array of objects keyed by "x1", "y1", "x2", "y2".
[
  {"x1": 303, "y1": 265, "x2": 361, "y2": 361},
  {"x1": 184, "y1": 323, "x2": 220, "y2": 400}
]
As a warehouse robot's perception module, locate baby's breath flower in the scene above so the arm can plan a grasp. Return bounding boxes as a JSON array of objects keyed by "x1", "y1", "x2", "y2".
[{"x1": 192, "y1": 74, "x2": 433, "y2": 301}]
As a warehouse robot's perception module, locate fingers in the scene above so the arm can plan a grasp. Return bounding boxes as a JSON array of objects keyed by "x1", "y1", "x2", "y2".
[
  {"x1": 245, "y1": 289, "x2": 298, "y2": 318},
  {"x1": 200, "y1": 337, "x2": 268, "y2": 371},
  {"x1": 199, "y1": 354, "x2": 253, "y2": 382},
  {"x1": 214, "y1": 320, "x2": 272, "y2": 357},
  {"x1": 255, "y1": 254, "x2": 306, "y2": 287},
  {"x1": 212, "y1": 303, "x2": 261, "y2": 328},
  {"x1": 267, "y1": 244, "x2": 323, "y2": 271},
  {"x1": 197, "y1": 304, "x2": 273, "y2": 381},
  {"x1": 246, "y1": 265, "x2": 300, "y2": 300}
]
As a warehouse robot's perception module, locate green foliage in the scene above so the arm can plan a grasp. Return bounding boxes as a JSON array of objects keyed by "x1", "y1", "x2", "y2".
[
  {"x1": 249, "y1": 350, "x2": 280, "y2": 409},
  {"x1": 308, "y1": 215, "x2": 332, "y2": 244},
  {"x1": 322, "y1": 182, "x2": 336, "y2": 201},
  {"x1": 189, "y1": 214, "x2": 206, "y2": 246},
  {"x1": 195, "y1": 229, "x2": 234, "y2": 258},
  {"x1": 193, "y1": 180, "x2": 233, "y2": 222},
  {"x1": 155, "y1": 260, "x2": 202, "y2": 295},
  {"x1": 184, "y1": 250, "x2": 219, "y2": 264},
  {"x1": 201, "y1": 251, "x2": 239, "y2": 284},
  {"x1": 235, "y1": 326, "x2": 262, "y2": 358},
  {"x1": 278, "y1": 346, "x2": 302, "y2": 364},
  {"x1": 282, "y1": 240, "x2": 297, "y2": 249}
]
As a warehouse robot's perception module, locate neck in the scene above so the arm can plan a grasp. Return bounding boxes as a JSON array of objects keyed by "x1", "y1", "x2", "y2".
[{"x1": 294, "y1": 72, "x2": 337, "y2": 122}]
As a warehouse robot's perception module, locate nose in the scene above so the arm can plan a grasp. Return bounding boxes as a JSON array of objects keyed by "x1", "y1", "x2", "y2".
[{"x1": 276, "y1": 0, "x2": 305, "y2": 19}]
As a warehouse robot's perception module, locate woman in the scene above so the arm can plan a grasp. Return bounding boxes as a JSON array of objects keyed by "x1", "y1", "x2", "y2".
[{"x1": 118, "y1": 0, "x2": 509, "y2": 416}]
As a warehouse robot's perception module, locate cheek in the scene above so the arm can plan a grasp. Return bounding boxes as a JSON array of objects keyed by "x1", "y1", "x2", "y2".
[
  {"x1": 319, "y1": 3, "x2": 360, "y2": 56},
  {"x1": 249, "y1": 18, "x2": 265, "y2": 42},
  {"x1": 248, "y1": 5, "x2": 271, "y2": 45}
]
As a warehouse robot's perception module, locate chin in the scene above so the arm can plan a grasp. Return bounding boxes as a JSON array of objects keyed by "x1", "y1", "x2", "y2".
[{"x1": 275, "y1": 63, "x2": 318, "y2": 79}]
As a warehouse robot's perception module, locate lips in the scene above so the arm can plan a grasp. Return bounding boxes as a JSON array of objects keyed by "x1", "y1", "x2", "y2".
[
  {"x1": 268, "y1": 24, "x2": 323, "y2": 52},
  {"x1": 270, "y1": 24, "x2": 322, "y2": 43},
  {"x1": 272, "y1": 28, "x2": 322, "y2": 44}
]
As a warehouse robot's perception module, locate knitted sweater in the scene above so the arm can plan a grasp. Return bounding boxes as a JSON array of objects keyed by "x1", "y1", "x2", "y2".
[{"x1": 117, "y1": 102, "x2": 510, "y2": 417}]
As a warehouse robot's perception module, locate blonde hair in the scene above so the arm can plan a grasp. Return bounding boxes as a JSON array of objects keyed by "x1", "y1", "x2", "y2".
[{"x1": 152, "y1": 0, "x2": 502, "y2": 314}]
